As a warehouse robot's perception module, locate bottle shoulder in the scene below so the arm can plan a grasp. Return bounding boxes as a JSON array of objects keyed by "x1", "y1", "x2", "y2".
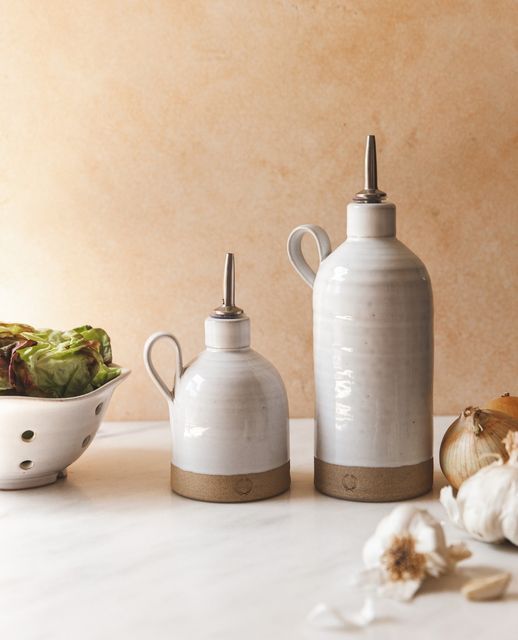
[
  {"x1": 316, "y1": 237, "x2": 431, "y2": 285},
  {"x1": 178, "y1": 348, "x2": 286, "y2": 389}
]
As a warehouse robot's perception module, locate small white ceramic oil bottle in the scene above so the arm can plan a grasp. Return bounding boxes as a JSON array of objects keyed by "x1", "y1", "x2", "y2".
[
  {"x1": 288, "y1": 136, "x2": 433, "y2": 502},
  {"x1": 144, "y1": 254, "x2": 290, "y2": 502}
]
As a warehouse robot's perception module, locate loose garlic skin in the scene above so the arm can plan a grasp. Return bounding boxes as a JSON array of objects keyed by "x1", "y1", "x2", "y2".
[
  {"x1": 441, "y1": 432, "x2": 518, "y2": 546},
  {"x1": 440, "y1": 407, "x2": 518, "y2": 490}
]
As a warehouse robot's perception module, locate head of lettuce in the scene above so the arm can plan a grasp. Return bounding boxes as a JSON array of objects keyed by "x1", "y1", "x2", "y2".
[{"x1": 0, "y1": 323, "x2": 120, "y2": 398}]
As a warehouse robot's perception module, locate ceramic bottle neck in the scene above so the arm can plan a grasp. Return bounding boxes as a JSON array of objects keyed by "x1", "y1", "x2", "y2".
[
  {"x1": 204, "y1": 316, "x2": 251, "y2": 350},
  {"x1": 346, "y1": 202, "x2": 396, "y2": 238}
]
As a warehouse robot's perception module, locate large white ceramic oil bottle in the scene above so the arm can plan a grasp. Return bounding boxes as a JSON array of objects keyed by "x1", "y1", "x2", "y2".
[{"x1": 288, "y1": 136, "x2": 433, "y2": 502}]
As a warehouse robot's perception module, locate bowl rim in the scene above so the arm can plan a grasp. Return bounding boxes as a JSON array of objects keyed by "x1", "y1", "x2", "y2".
[{"x1": 0, "y1": 366, "x2": 131, "y2": 402}]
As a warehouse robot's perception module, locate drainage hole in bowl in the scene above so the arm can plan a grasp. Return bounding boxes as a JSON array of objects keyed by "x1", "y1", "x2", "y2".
[
  {"x1": 82, "y1": 435, "x2": 92, "y2": 448},
  {"x1": 95, "y1": 403, "x2": 103, "y2": 415},
  {"x1": 21, "y1": 430, "x2": 35, "y2": 442},
  {"x1": 20, "y1": 460, "x2": 34, "y2": 470}
]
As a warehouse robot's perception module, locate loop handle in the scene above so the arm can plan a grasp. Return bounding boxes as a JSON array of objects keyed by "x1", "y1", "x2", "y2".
[
  {"x1": 143, "y1": 332, "x2": 183, "y2": 402},
  {"x1": 287, "y1": 224, "x2": 332, "y2": 288}
]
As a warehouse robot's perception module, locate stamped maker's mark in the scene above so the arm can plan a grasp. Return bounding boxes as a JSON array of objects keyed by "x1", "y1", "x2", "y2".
[
  {"x1": 234, "y1": 477, "x2": 253, "y2": 495},
  {"x1": 342, "y1": 473, "x2": 358, "y2": 491}
]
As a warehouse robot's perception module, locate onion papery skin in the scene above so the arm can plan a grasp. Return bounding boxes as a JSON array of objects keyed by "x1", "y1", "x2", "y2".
[
  {"x1": 439, "y1": 407, "x2": 518, "y2": 490},
  {"x1": 485, "y1": 394, "x2": 518, "y2": 420}
]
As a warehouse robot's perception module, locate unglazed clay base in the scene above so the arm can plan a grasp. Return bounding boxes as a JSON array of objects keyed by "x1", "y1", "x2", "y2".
[
  {"x1": 171, "y1": 461, "x2": 290, "y2": 503},
  {"x1": 314, "y1": 457, "x2": 433, "y2": 502}
]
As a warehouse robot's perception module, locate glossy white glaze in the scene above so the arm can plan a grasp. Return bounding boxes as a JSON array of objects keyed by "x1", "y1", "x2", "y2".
[
  {"x1": 0, "y1": 369, "x2": 130, "y2": 489},
  {"x1": 144, "y1": 318, "x2": 289, "y2": 477},
  {"x1": 288, "y1": 201, "x2": 433, "y2": 470},
  {"x1": 171, "y1": 348, "x2": 289, "y2": 474},
  {"x1": 204, "y1": 316, "x2": 250, "y2": 349}
]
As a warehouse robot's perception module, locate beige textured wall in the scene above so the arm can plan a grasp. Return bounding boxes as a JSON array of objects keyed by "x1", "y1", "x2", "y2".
[{"x1": 1, "y1": 0, "x2": 517, "y2": 419}]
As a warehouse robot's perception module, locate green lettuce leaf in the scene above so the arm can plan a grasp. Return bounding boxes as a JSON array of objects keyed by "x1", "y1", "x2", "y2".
[
  {"x1": 73, "y1": 325, "x2": 113, "y2": 363},
  {"x1": 0, "y1": 322, "x2": 120, "y2": 398}
]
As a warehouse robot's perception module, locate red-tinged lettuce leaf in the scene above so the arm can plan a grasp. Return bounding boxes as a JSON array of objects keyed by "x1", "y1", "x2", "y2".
[
  {"x1": 73, "y1": 325, "x2": 113, "y2": 363},
  {"x1": 0, "y1": 323, "x2": 35, "y2": 337},
  {"x1": 0, "y1": 322, "x2": 35, "y2": 347},
  {"x1": 0, "y1": 343, "x2": 14, "y2": 391},
  {"x1": 0, "y1": 323, "x2": 35, "y2": 391}
]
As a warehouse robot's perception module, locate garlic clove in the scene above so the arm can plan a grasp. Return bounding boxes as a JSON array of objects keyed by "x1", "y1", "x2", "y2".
[
  {"x1": 363, "y1": 504, "x2": 415, "y2": 568},
  {"x1": 460, "y1": 469, "x2": 511, "y2": 543},
  {"x1": 461, "y1": 572, "x2": 511, "y2": 601},
  {"x1": 447, "y1": 543, "x2": 472, "y2": 565},
  {"x1": 410, "y1": 510, "x2": 447, "y2": 554},
  {"x1": 501, "y1": 478, "x2": 518, "y2": 545},
  {"x1": 424, "y1": 550, "x2": 449, "y2": 578},
  {"x1": 348, "y1": 597, "x2": 376, "y2": 627},
  {"x1": 441, "y1": 471, "x2": 508, "y2": 543},
  {"x1": 363, "y1": 504, "x2": 438, "y2": 569},
  {"x1": 440, "y1": 486, "x2": 461, "y2": 526}
]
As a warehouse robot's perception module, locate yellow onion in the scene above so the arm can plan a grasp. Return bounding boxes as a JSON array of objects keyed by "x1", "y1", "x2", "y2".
[
  {"x1": 485, "y1": 393, "x2": 518, "y2": 419},
  {"x1": 439, "y1": 407, "x2": 518, "y2": 490}
]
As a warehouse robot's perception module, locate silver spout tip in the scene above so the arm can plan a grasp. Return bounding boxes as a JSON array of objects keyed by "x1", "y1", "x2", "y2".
[
  {"x1": 353, "y1": 135, "x2": 387, "y2": 203},
  {"x1": 211, "y1": 252, "x2": 244, "y2": 319},
  {"x1": 223, "y1": 253, "x2": 235, "y2": 308}
]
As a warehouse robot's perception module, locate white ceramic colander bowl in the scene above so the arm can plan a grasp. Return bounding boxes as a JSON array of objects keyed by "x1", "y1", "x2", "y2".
[{"x1": 0, "y1": 368, "x2": 130, "y2": 490}]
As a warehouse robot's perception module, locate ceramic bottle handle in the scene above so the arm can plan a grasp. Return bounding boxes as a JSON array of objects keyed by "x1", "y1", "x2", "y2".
[
  {"x1": 287, "y1": 224, "x2": 332, "y2": 288},
  {"x1": 143, "y1": 332, "x2": 184, "y2": 402}
]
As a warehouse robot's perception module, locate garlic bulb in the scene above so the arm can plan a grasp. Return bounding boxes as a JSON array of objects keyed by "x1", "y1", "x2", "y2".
[
  {"x1": 439, "y1": 406, "x2": 518, "y2": 490},
  {"x1": 358, "y1": 504, "x2": 471, "y2": 601},
  {"x1": 485, "y1": 393, "x2": 518, "y2": 419},
  {"x1": 440, "y1": 431, "x2": 518, "y2": 545}
]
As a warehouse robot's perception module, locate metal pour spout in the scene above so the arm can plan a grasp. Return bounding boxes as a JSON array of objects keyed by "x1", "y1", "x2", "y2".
[
  {"x1": 211, "y1": 253, "x2": 244, "y2": 319},
  {"x1": 353, "y1": 135, "x2": 387, "y2": 203}
]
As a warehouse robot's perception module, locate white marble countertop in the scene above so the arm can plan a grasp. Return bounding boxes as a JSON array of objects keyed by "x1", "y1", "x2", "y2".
[{"x1": 1, "y1": 418, "x2": 516, "y2": 640}]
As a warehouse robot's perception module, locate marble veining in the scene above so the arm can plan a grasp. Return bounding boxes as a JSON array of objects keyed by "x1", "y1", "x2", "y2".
[{"x1": 0, "y1": 419, "x2": 516, "y2": 640}]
